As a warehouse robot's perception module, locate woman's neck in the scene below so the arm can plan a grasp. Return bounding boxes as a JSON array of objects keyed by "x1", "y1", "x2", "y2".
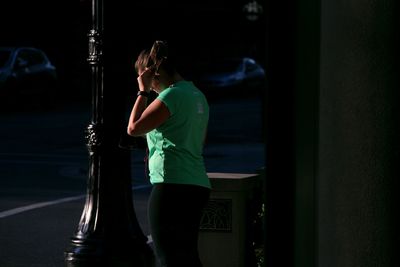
[
  {"x1": 162, "y1": 73, "x2": 184, "y2": 89},
  {"x1": 153, "y1": 71, "x2": 185, "y2": 94},
  {"x1": 168, "y1": 73, "x2": 184, "y2": 86}
]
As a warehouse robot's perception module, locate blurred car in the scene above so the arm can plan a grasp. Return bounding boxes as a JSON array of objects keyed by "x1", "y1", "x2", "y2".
[
  {"x1": 192, "y1": 57, "x2": 266, "y2": 94},
  {"x1": 0, "y1": 47, "x2": 57, "y2": 109}
]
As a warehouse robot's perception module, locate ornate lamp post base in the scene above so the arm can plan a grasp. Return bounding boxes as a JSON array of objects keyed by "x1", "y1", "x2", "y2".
[
  {"x1": 65, "y1": 237, "x2": 154, "y2": 266},
  {"x1": 64, "y1": 0, "x2": 154, "y2": 266}
]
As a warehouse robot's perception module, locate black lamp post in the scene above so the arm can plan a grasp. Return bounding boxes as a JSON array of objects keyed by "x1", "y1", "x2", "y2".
[{"x1": 64, "y1": 0, "x2": 154, "y2": 266}]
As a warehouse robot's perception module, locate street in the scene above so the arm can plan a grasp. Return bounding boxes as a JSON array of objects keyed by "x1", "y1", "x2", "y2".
[{"x1": 0, "y1": 96, "x2": 265, "y2": 267}]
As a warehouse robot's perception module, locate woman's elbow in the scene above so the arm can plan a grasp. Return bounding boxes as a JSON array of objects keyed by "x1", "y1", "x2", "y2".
[{"x1": 127, "y1": 124, "x2": 141, "y2": 137}]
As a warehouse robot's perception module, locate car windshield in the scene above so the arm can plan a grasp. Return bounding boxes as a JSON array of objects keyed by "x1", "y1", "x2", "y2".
[{"x1": 0, "y1": 51, "x2": 11, "y2": 68}]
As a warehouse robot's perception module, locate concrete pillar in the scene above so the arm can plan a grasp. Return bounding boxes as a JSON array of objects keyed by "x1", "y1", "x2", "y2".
[{"x1": 318, "y1": 0, "x2": 400, "y2": 266}]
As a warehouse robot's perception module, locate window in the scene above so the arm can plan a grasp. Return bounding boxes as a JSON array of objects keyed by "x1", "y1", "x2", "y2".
[{"x1": 17, "y1": 49, "x2": 46, "y2": 67}]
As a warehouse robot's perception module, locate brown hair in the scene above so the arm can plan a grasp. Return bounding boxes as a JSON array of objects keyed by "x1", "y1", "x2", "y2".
[
  {"x1": 134, "y1": 49, "x2": 151, "y2": 74},
  {"x1": 134, "y1": 40, "x2": 176, "y2": 76}
]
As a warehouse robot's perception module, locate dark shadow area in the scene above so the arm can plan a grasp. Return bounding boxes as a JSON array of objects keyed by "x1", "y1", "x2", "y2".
[
  {"x1": 0, "y1": 1, "x2": 266, "y2": 266},
  {"x1": 1, "y1": 0, "x2": 266, "y2": 108}
]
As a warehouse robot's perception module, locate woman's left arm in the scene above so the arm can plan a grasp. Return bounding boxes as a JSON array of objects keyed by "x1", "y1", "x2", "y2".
[{"x1": 127, "y1": 98, "x2": 170, "y2": 137}]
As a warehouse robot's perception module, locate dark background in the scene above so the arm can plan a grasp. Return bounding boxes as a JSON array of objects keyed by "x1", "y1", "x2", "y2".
[
  {"x1": 0, "y1": 2, "x2": 267, "y2": 265},
  {"x1": 0, "y1": 0, "x2": 266, "y2": 105},
  {"x1": 2, "y1": 1, "x2": 399, "y2": 267}
]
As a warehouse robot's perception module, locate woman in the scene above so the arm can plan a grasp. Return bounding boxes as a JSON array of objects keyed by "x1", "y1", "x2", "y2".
[{"x1": 127, "y1": 40, "x2": 211, "y2": 267}]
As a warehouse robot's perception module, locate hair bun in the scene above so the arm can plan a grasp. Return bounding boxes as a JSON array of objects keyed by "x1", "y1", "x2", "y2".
[{"x1": 150, "y1": 40, "x2": 168, "y2": 63}]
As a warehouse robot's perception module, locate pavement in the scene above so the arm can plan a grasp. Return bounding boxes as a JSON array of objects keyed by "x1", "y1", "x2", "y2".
[
  {"x1": 0, "y1": 143, "x2": 264, "y2": 267},
  {"x1": 0, "y1": 97, "x2": 265, "y2": 267}
]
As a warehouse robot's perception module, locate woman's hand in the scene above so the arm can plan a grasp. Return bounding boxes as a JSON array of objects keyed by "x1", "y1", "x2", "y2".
[{"x1": 137, "y1": 67, "x2": 154, "y2": 92}]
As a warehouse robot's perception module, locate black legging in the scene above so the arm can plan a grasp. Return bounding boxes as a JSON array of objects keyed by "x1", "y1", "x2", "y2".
[{"x1": 148, "y1": 183, "x2": 211, "y2": 267}]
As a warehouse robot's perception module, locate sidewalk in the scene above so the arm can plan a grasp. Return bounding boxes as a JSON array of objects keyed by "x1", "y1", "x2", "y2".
[
  {"x1": 0, "y1": 186, "x2": 152, "y2": 267},
  {"x1": 0, "y1": 142, "x2": 265, "y2": 267}
]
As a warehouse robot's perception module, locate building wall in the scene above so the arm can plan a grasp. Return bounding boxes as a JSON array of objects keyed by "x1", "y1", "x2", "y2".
[{"x1": 318, "y1": 0, "x2": 399, "y2": 266}]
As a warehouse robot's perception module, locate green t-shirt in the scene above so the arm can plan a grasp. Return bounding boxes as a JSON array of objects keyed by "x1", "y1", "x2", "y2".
[{"x1": 146, "y1": 80, "x2": 211, "y2": 188}]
